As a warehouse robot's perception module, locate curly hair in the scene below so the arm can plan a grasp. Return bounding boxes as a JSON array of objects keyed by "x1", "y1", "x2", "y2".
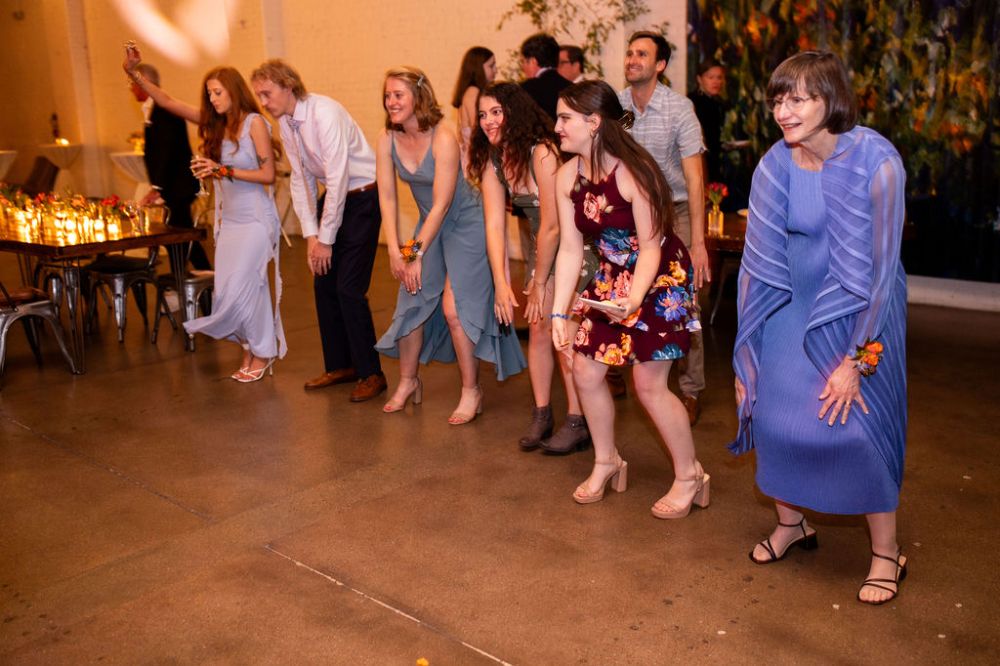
[
  {"x1": 451, "y1": 47, "x2": 493, "y2": 109},
  {"x1": 383, "y1": 66, "x2": 444, "y2": 132},
  {"x1": 559, "y1": 80, "x2": 674, "y2": 238},
  {"x1": 467, "y1": 82, "x2": 559, "y2": 190},
  {"x1": 197, "y1": 67, "x2": 282, "y2": 164}
]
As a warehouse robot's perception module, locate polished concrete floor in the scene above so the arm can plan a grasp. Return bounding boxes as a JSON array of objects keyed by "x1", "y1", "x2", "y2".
[{"x1": 1, "y1": 241, "x2": 998, "y2": 665}]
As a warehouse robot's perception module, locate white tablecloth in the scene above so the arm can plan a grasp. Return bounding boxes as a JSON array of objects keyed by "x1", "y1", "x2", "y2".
[
  {"x1": 110, "y1": 151, "x2": 150, "y2": 201},
  {"x1": 0, "y1": 150, "x2": 16, "y2": 181},
  {"x1": 39, "y1": 143, "x2": 82, "y2": 193}
]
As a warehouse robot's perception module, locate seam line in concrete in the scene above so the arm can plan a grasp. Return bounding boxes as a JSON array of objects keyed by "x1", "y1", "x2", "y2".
[
  {"x1": 4, "y1": 415, "x2": 213, "y2": 523},
  {"x1": 264, "y1": 544, "x2": 512, "y2": 665}
]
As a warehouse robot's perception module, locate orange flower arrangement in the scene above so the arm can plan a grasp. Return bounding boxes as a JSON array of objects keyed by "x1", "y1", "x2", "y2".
[{"x1": 852, "y1": 339, "x2": 884, "y2": 376}]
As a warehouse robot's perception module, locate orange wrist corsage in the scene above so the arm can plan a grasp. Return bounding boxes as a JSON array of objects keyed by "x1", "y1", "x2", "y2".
[
  {"x1": 212, "y1": 164, "x2": 235, "y2": 181},
  {"x1": 400, "y1": 239, "x2": 423, "y2": 263},
  {"x1": 852, "y1": 339, "x2": 884, "y2": 377}
]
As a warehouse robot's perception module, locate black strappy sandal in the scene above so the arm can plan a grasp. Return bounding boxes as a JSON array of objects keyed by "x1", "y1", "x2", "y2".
[
  {"x1": 857, "y1": 549, "x2": 908, "y2": 606},
  {"x1": 749, "y1": 518, "x2": 819, "y2": 564}
]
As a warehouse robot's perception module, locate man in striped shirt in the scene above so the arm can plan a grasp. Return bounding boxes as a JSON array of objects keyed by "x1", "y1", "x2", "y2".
[{"x1": 619, "y1": 31, "x2": 709, "y2": 426}]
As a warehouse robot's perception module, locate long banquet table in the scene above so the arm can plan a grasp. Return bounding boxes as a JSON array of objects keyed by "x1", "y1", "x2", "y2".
[{"x1": 0, "y1": 217, "x2": 205, "y2": 372}]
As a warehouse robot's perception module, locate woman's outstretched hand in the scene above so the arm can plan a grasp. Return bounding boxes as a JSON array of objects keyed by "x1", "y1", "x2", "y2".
[{"x1": 818, "y1": 356, "x2": 870, "y2": 426}]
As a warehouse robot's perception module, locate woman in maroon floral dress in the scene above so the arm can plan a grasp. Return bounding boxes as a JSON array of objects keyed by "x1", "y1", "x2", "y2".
[{"x1": 550, "y1": 81, "x2": 708, "y2": 517}]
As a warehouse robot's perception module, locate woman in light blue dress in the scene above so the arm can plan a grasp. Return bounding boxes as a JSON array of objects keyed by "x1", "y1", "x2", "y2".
[
  {"x1": 124, "y1": 49, "x2": 285, "y2": 381},
  {"x1": 375, "y1": 66, "x2": 525, "y2": 424}
]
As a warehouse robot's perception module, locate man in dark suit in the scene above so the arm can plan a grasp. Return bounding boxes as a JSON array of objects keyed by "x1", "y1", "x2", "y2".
[
  {"x1": 130, "y1": 63, "x2": 210, "y2": 270},
  {"x1": 519, "y1": 33, "x2": 571, "y2": 120}
]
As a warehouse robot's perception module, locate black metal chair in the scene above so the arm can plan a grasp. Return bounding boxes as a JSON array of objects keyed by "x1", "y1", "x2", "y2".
[
  {"x1": 151, "y1": 262, "x2": 214, "y2": 348},
  {"x1": 0, "y1": 281, "x2": 77, "y2": 381}
]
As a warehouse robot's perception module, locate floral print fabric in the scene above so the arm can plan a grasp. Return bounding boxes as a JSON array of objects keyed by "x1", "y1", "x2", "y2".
[{"x1": 571, "y1": 164, "x2": 698, "y2": 366}]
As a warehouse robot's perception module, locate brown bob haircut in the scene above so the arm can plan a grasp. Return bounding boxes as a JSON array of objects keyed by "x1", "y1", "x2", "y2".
[{"x1": 766, "y1": 51, "x2": 858, "y2": 134}]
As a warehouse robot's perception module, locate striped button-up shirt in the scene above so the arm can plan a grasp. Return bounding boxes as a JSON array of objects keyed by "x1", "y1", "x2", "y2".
[{"x1": 619, "y1": 83, "x2": 704, "y2": 203}]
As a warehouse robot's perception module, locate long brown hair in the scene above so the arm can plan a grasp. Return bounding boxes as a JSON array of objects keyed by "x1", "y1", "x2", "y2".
[
  {"x1": 451, "y1": 47, "x2": 493, "y2": 109},
  {"x1": 559, "y1": 80, "x2": 674, "y2": 238},
  {"x1": 198, "y1": 67, "x2": 281, "y2": 161},
  {"x1": 467, "y1": 81, "x2": 559, "y2": 190}
]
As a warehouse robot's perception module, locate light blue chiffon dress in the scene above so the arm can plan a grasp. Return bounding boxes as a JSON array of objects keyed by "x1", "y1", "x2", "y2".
[
  {"x1": 375, "y1": 131, "x2": 526, "y2": 380},
  {"x1": 184, "y1": 113, "x2": 286, "y2": 360}
]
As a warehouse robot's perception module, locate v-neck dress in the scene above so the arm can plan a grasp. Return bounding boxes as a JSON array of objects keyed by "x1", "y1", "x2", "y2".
[
  {"x1": 375, "y1": 131, "x2": 526, "y2": 380},
  {"x1": 183, "y1": 113, "x2": 285, "y2": 360}
]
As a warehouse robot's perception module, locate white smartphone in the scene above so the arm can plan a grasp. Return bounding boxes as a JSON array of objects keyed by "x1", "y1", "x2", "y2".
[{"x1": 578, "y1": 297, "x2": 626, "y2": 314}]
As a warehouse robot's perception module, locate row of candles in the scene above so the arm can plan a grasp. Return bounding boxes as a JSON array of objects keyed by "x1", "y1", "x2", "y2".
[{"x1": 0, "y1": 195, "x2": 146, "y2": 246}]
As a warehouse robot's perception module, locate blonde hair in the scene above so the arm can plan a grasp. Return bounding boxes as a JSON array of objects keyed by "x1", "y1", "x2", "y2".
[
  {"x1": 250, "y1": 59, "x2": 308, "y2": 100},
  {"x1": 383, "y1": 66, "x2": 443, "y2": 132}
]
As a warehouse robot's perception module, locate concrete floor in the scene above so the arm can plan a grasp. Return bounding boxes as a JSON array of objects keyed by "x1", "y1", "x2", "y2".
[{"x1": 1, "y1": 240, "x2": 998, "y2": 665}]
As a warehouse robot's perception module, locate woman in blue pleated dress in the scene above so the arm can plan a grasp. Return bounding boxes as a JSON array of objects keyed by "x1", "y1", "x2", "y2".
[
  {"x1": 124, "y1": 48, "x2": 285, "y2": 382},
  {"x1": 375, "y1": 66, "x2": 525, "y2": 424},
  {"x1": 732, "y1": 52, "x2": 908, "y2": 605}
]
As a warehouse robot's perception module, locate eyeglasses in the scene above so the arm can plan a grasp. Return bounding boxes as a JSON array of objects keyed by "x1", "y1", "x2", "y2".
[{"x1": 767, "y1": 95, "x2": 817, "y2": 112}]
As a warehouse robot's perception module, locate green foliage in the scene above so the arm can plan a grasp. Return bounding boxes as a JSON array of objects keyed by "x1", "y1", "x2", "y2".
[
  {"x1": 499, "y1": 0, "x2": 651, "y2": 78},
  {"x1": 692, "y1": 0, "x2": 999, "y2": 211}
]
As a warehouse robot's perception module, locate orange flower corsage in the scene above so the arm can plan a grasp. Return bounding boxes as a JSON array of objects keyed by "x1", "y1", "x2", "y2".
[
  {"x1": 400, "y1": 238, "x2": 423, "y2": 263},
  {"x1": 852, "y1": 339, "x2": 884, "y2": 377}
]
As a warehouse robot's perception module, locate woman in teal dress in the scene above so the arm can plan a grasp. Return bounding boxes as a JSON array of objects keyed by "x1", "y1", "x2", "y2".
[{"x1": 375, "y1": 66, "x2": 525, "y2": 424}]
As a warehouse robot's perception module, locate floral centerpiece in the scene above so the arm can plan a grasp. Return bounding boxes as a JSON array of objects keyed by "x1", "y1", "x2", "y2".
[{"x1": 705, "y1": 182, "x2": 728, "y2": 236}]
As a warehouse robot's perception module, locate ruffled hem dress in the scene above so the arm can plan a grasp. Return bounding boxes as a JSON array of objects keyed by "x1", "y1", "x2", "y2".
[{"x1": 375, "y1": 130, "x2": 526, "y2": 381}]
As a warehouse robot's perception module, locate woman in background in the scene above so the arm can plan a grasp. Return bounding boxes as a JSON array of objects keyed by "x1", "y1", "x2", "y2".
[
  {"x1": 376, "y1": 67, "x2": 524, "y2": 424},
  {"x1": 124, "y1": 45, "x2": 285, "y2": 382},
  {"x1": 690, "y1": 60, "x2": 726, "y2": 185},
  {"x1": 468, "y1": 81, "x2": 589, "y2": 454},
  {"x1": 451, "y1": 47, "x2": 497, "y2": 166}
]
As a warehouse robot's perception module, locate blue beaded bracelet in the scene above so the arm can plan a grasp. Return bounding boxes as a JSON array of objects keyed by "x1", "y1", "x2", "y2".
[{"x1": 549, "y1": 313, "x2": 570, "y2": 320}]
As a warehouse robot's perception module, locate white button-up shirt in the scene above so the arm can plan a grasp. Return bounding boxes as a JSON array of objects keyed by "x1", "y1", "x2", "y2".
[{"x1": 280, "y1": 94, "x2": 376, "y2": 245}]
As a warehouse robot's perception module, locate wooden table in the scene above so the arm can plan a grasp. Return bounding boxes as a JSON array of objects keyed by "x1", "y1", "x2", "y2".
[
  {"x1": 0, "y1": 216, "x2": 205, "y2": 372},
  {"x1": 704, "y1": 212, "x2": 747, "y2": 325}
]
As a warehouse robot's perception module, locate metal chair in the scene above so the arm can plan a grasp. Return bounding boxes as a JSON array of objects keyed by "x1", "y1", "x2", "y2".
[
  {"x1": 83, "y1": 205, "x2": 172, "y2": 342},
  {"x1": 0, "y1": 281, "x2": 78, "y2": 381},
  {"x1": 151, "y1": 263, "x2": 214, "y2": 349}
]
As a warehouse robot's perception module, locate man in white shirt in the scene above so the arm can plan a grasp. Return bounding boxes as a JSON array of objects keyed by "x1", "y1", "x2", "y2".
[
  {"x1": 251, "y1": 60, "x2": 386, "y2": 402},
  {"x1": 618, "y1": 31, "x2": 710, "y2": 425}
]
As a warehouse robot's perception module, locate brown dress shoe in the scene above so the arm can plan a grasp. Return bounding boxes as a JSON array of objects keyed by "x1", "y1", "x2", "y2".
[
  {"x1": 350, "y1": 373, "x2": 388, "y2": 402},
  {"x1": 304, "y1": 368, "x2": 357, "y2": 390},
  {"x1": 681, "y1": 394, "x2": 701, "y2": 426}
]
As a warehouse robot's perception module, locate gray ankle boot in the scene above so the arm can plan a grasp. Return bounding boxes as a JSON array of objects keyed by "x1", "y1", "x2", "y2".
[
  {"x1": 518, "y1": 405, "x2": 554, "y2": 451},
  {"x1": 541, "y1": 414, "x2": 591, "y2": 455}
]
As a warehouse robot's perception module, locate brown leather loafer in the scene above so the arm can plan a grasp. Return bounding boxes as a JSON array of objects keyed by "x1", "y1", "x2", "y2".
[
  {"x1": 304, "y1": 368, "x2": 357, "y2": 390},
  {"x1": 349, "y1": 373, "x2": 387, "y2": 402},
  {"x1": 681, "y1": 394, "x2": 701, "y2": 426}
]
